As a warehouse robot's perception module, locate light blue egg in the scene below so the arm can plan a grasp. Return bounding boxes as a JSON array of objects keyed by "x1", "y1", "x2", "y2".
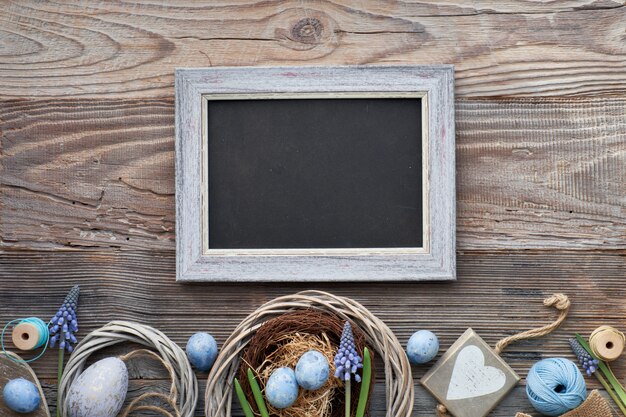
[
  {"x1": 186, "y1": 332, "x2": 218, "y2": 372},
  {"x1": 406, "y1": 330, "x2": 439, "y2": 364},
  {"x1": 295, "y1": 350, "x2": 329, "y2": 390},
  {"x1": 67, "y1": 357, "x2": 128, "y2": 417},
  {"x1": 3, "y1": 378, "x2": 41, "y2": 414},
  {"x1": 265, "y1": 367, "x2": 299, "y2": 409}
]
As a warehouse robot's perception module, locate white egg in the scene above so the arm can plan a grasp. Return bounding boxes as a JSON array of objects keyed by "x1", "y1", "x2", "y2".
[{"x1": 67, "y1": 357, "x2": 129, "y2": 417}]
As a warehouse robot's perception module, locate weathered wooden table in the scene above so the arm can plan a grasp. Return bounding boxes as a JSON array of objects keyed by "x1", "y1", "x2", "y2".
[{"x1": 1, "y1": 2, "x2": 624, "y2": 416}]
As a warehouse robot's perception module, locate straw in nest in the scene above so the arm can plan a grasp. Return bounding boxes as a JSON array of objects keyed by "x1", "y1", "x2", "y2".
[{"x1": 238, "y1": 309, "x2": 374, "y2": 417}]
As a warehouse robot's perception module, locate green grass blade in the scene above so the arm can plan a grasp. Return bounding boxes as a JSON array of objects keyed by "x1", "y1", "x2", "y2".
[
  {"x1": 234, "y1": 378, "x2": 254, "y2": 417},
  {"x1": 355, "y1": 347, "x2": 372, "y2": 417},
  {"x1": 248, "y1": 368, "x2": 270, "y2": 417},
  {"x1": 576, "y1": 334, "x2": 626, "y2": 407}
]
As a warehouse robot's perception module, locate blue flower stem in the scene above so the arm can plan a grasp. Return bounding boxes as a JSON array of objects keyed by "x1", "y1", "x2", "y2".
[
  {"x1": 345, "y1": 378, "x2": 351, "y2": 417},
  {"x1": 56, "y1": 347, "x2": 64, "y2": 417}
]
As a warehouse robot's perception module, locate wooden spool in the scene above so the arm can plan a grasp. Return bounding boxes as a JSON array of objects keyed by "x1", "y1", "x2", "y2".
[
  {"x1": 11, "y1": 322, "x2": 40, "y2": 351},
  {"x1": 590, "y1": 327, "x2": 625, "y2": 361}
]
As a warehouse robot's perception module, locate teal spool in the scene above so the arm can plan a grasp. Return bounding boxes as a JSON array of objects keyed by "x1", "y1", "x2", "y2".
[
  {"x1": 1, "y1": 318, "x2": 50, "y2": 363},
  {"x1": 526, "y1": 358, "x2": 587, "y2": 416}
]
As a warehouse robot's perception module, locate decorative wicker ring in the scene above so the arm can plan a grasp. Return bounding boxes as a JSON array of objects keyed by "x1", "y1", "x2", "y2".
[
  {"x1": 58, "y1": 321, "x2": 198, "y2": 417},
  {"x1": 205, "y1": 290, "x2": 413, "y2": 417}
]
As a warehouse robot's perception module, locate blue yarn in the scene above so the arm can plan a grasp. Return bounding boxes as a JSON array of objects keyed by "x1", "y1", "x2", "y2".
[{"x1": 526, "y1": 358, "x2": 587, "y2": 416}]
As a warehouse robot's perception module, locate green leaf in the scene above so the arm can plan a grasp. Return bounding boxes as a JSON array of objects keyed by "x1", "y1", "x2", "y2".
[
  {"x1": 355, "y1": 347, "x2": 372, "y2": 417},
  {"x1": 575, "y1": 334, "x2": 626, "y2": 409},
  {"x1": 234, "y1": 378, "x2": 254, "y2": 417},
  {"x1": 248, "y1": 368, "x2": 270, "y2": 417}
]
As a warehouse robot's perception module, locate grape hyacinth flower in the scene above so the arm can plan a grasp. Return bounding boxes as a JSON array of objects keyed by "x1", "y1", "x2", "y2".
[
  {"x1": 334, "y1": 321, "x2": 363, "y2": 382},
  {"x1": 49, "y1": 285, "x2": 79, "y2": 417},
  {"x1": 334, "y1": 321, "x2": 363, "y2": 417},
  {"x1": 49, "y1": 285, "x2": 80, "y2": 353},
  {"x1": 569, "y1": 338, "x2": 599, "y2": 376}
]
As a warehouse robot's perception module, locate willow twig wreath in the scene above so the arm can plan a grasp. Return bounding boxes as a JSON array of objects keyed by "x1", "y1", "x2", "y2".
[
  {"x1": 58, "y1": 321, "x2": 198, "y2": 417},
  {"x1": 205, "y1": 290, "x2": 413, "y2": 417}
]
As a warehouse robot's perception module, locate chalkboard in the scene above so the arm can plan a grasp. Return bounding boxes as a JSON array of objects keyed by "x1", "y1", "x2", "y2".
[{"x1": 206, "y1": 97, "x2": 423, "y2": 250}]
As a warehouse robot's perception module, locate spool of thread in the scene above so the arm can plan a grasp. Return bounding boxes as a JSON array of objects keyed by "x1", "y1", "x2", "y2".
[
  {"x1": 12, "y1": 321, "x2": 43, "y2": 351},
  {"x1": 1, "y1": 318, "x2": 50, "y2": 363},
  {"x1": 526, "y1": 358, "x2": 587, "y2": 416},
  {"x1": 589, "y1": 325, "x2": 625, "y2": 362}
]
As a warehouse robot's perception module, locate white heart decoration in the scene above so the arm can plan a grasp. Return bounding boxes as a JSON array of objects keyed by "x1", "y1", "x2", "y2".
[{"x1": 446, "y1": 345, "x2": 507, "y2": 401}]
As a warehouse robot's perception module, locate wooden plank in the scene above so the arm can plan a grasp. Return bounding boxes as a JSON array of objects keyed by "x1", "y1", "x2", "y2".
[
  {"x1": 2, "y1": 97, "x2": 623, "y2": 251},
  {"x1": 39, "y1": 378, "x2": 567, "y2": 416},
  {"x1": 456, "y1": 97, "x2": 626, "y2": 249},
  {"x1": 1, "y1": 249, "x2": 624, "y2": 416},
  {"x1": 0, "y1": 99, "x2": 176, "y2": 250},
  {"x1": 0, "y1": 250, "x2": 623, "y2": 382},
  {"x1": 1, "y1": 1, "x2": 625, "y2": 98}
]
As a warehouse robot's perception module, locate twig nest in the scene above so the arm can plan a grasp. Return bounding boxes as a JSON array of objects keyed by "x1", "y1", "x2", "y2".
[
  {"x1": 206, "y1": 291, "x2": 413, "y2": 417},
  {"x1": 3, "y1": 378, "x2": 41, "y2": 414},
  {"x1": 66, "y1": 357, "x2": 128, "y2": 417},
  {"x1": 295, "y1": 350, "x2": 330, "y2": 390},
  {"x1": 239, "y1": 309, "x2": 372, "y2": 417}
]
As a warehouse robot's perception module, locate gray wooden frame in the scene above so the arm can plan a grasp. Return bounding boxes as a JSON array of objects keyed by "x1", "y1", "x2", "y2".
[{"x1": 175, "y1": 66, "x2": 455, "y2": 282}]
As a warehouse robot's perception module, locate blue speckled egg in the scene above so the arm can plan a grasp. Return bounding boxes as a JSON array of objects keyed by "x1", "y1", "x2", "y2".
[
  {"x1": 406, "y1": 330, "x2": 439, "y2": 364},
  {"x1": 67, "y1": 357, "x2": 128, "y2": 417},
  {"x1": 3, "y1": 378, "x2": 41, "y2": 413},
  {"x1": 186, "y1": 332, "x2": 218, "y2": 372},
  {"x1": 265, "y1": 367, "x2": 299, "y2": 409},
  {"x1": 295, "y1": 350, "x2": 329, "y2": 390}
]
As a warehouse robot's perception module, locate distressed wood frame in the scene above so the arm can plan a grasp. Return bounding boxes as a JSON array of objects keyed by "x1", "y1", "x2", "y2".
[{"x1": 175, "y1": 66, "x2": 455, "y2": 282}]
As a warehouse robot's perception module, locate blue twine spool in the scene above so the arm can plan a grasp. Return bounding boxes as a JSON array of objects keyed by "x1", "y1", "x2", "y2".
[
  {"x1": 1, "y1": 318, "x2": 50, "y2": 363},
  {"x1": 526, "y1": 358, "x2": 587, "y2": 416}
]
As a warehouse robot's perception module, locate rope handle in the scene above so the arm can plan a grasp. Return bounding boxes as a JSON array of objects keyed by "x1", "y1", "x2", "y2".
[{"x1": 436, "y1": 293, "x2": 571, "y2": 417}]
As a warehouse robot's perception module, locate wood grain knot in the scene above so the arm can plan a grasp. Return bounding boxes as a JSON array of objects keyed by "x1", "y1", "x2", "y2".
[
  {"x1": 291, "y1": 18, "x2": 324, "y2": 44},
  {"x1": 273, "y1": 9, "x2": 339, "y2": 53}
]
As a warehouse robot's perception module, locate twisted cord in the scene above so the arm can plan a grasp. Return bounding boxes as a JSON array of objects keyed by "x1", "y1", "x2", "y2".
[{"x1": 436, "y1": 294, "x2": 571, "y2": 417}]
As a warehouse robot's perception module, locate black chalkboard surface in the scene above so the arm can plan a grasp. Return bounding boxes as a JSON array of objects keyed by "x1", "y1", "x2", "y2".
[{"x1": 207, "y1": 97, "x2": 423, "y2": 250}]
